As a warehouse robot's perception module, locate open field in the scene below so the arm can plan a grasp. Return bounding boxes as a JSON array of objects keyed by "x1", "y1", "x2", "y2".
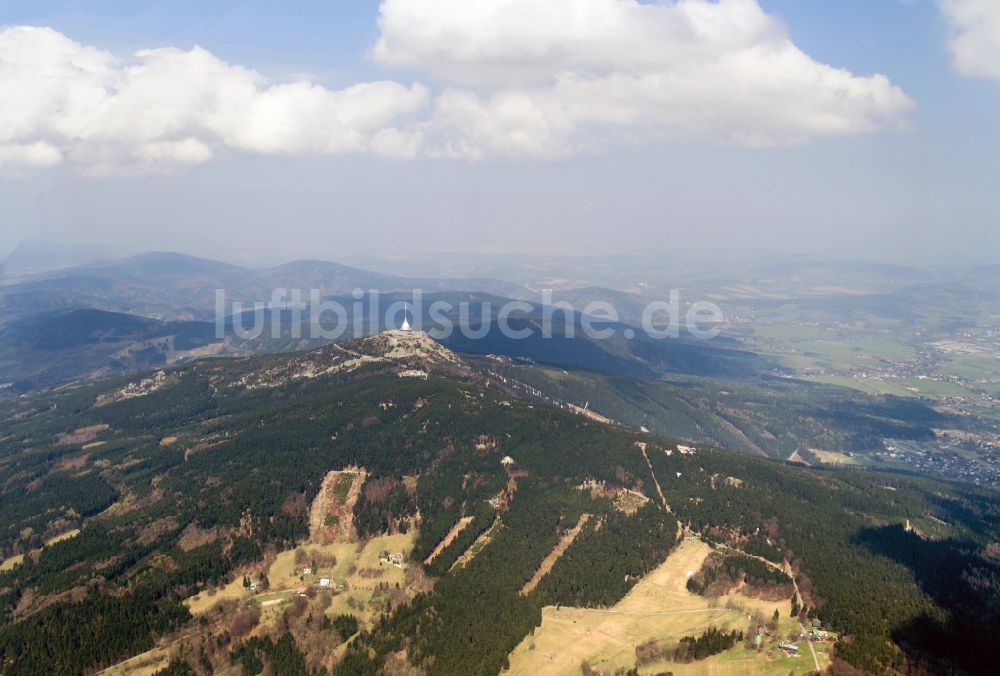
[
  {"x1": 506, "y1": 538, "x2": 822, "y2": 676},
  {"x1": 0, "y1": 554, "x2": 23, "y2": 572},
  {"x1": 1, "y1": 529, "x2": 83, "y2": 574},
  {"x1": 936, "y1": 353, "x2": 1000, "y2": 388},
  {"x1": 754, "y1": 319, "x2": 1000, "y2": 403},
  {"x1": 805, "y1": 361, "x2": 994, "y2": 402},
  {"x1": 45, "y1": 528, "x2": 80, "y2": 546},
  {"x1": 808, "y1": 449, "x2": 859, "y2": 466},
  {"x1": 123, "y1": 531, "x2": 421, "y2": 675},
  {"x1": 184, "y1": 531, "x2": 418, "y2": 625},
  {"x1": 751, "y1": 325, "x2": 915, "y2": 373},
  {"x1": 98, "y1": 647, "x2": 171, "y2": 676},
  {"x1": 807, "y1": 374, "x2": 915, "y2": 397},
  {"x1": 637, "y1": 642, "x2": 821, "y2": 676}
]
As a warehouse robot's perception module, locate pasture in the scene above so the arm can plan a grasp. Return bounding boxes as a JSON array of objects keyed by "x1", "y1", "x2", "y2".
[{"x1": 506, "y1": 538, "x2": 824, "y2": 675}]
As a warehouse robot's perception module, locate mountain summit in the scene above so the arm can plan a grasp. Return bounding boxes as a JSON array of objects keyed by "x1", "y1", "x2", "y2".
[{"x1": 229, "y1": 329, "x2": 464, "y2": 392}]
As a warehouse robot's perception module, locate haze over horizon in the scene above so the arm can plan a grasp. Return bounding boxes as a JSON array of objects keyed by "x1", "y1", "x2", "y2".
[{"x1": 1, "y1": 0, "x2": 998, "y2": 266}]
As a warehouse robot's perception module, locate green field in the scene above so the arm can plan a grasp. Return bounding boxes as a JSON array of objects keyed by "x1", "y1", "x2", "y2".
[
  {"x1": 752, "y1": 324, "x2": 915, "y2": 373},
  {"x1": 807, "y1": 374, "x2": 983, "y2": 399},
  {"x1": 935, "y1": 354, "x2": 1000, "y2": 396}
]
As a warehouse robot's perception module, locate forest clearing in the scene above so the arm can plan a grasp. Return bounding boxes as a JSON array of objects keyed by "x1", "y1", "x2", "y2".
[{"x1": 506, "y1": 538, "x2": 825, "y2": 675}]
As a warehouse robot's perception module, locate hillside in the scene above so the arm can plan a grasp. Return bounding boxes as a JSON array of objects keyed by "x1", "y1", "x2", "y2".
[
  {"x1": 0, "y1": 332, "x2": 997, "y2": 675},
  {"x1": 1, "y1": 267, "x2": 952, "y2": 473},
  {"x1": 491, "y1": 361, "x2": 948, "y2": 459}
]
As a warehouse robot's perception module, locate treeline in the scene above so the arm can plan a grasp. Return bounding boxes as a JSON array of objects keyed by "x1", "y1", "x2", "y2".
[
  {"x1": 0, "y1": 536, "x2": 264, "y2": 673},
  {"x1": 855, "y1": 524, "x2": 1000, "y2": 674},
  {"x1": 635, "y1": 626, "x2": 741, "y2": 666},
  {"x1": 339, "y1": 473, "x2": 676, "y2": 676},
  {"x1": 0, "y1": 582, "x2": 189, "y2": 674},
  {"x1": 230, "y1": 632, "x2": 308, "y2": 676},
  {"x1": 661, "y1": 445, "x2": 1000, "y2": 673},
  {"x1": 686, "y1": 551, "x2": 791, "y2": 596},
  {"x1": 353, "y1": 477, "x2": 417, "y2": 537},
  {"x1": 741, "y1": 535, "x2": 784, "y2": 563},
  {"x1": 538, "y1": 505, "x2": 676, "y2": 607},
  {"x1": 674, "y1": 626, "x2": 741, "y2": 662}
]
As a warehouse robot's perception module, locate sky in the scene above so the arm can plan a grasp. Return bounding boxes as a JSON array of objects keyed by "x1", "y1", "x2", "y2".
[{"x1": 0, "y1": 0, "x2": 997, "y2": 266}]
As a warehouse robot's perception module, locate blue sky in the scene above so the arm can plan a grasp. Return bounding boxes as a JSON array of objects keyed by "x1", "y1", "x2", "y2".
[
  {"x1": 0, "y1": 1, "x2": 954, "y2": 87},
  {"x1": 0, "y1": 0, "x2": 997, "y2": 265}
]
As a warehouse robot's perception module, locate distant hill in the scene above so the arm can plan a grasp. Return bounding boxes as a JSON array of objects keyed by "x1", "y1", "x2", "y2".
[
  {"x1": 0, "y1": 308, "x2": 224, "y2": 390},
  {"x1": 0, "y1": 251, "x2": 532, "y2": 323}
]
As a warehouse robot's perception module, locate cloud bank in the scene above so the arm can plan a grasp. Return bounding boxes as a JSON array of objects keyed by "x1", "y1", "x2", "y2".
[
  {"x1": 939, "y1": 0, "x2": 1000, "y2": 78},
  {"x1": 378, "y1": 0, "x2": 912, "y2": 158},
  {"x1": 0, "y1": 26, "x2": 428, "y2": 175},
  {"x1": 0, "y1": 0, "x2": 914, "y2": 174}
]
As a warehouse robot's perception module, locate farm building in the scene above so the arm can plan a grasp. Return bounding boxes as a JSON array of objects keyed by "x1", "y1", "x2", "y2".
[{"x1": 779, "y1": 641, "x2": 799, "y2": 655}]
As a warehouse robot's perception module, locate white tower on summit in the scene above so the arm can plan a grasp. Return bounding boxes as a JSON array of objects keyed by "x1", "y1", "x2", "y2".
[{"x1": 400, "y1": 304, "x2": 412, "y2": 332}]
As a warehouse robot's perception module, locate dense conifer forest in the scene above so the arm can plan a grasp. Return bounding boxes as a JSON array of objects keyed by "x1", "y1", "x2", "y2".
[{"x1": 0, "y1": 335, "x2": 996, "y2": 674}]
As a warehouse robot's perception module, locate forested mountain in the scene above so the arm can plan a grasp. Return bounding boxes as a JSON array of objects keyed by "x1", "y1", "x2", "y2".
[
  {"x1": 0, "y1": 331, "x2": 996, "y2": 675},
  {"x1": 492, "y1": 359, "x2": 947, "y2": 458},
  {"x1": 0, "y1": 287, "x2": 946, "y2": 468}
]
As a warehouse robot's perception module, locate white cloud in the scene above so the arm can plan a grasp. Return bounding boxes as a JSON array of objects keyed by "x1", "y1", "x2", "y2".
[
  {"x1": 0, "y1": 2, "x2": 915, "y2": 173},
  {"x1": 0, "y1": 26, "x2": 429, "y2": 174},
  {"x1": 376, "y1": 0, "x2": 913, "y2": 158},
  {"x1": 939, "y1": 0, "x2": 1000, "y2": 78}
]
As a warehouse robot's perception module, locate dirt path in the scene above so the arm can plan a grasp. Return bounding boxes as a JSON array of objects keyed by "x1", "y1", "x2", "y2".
[
  {"x1": 781, "y1": 559, "x2": 805, "y2": 609},
  {"x1": 714, "y1": 541, "x2": 789, "y2": 577},
  {"x1": 714, "y1": 541, "x2": 819, "y2": 670},
  {"x1": 799, "y1": 620, "x2": 820, "y2": 671},
  {"x1": 715, "y1": 541, "x2": 801, "y2": 598},
  {"x1": 564, "y1": 606, "x2": 742, "y2": 617},
  {"x1": 636, "y1": 442, "x2": 671, "y2": 513},
  {"x1": 424, "y1": 516, "x2": 473, "y2": 565},
  {"x1": 520, "y1": 514, "x2": 590, "y2": 595},
  {"x1": 783, "y1": 560, "x2": 819, "y2": 670}
]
